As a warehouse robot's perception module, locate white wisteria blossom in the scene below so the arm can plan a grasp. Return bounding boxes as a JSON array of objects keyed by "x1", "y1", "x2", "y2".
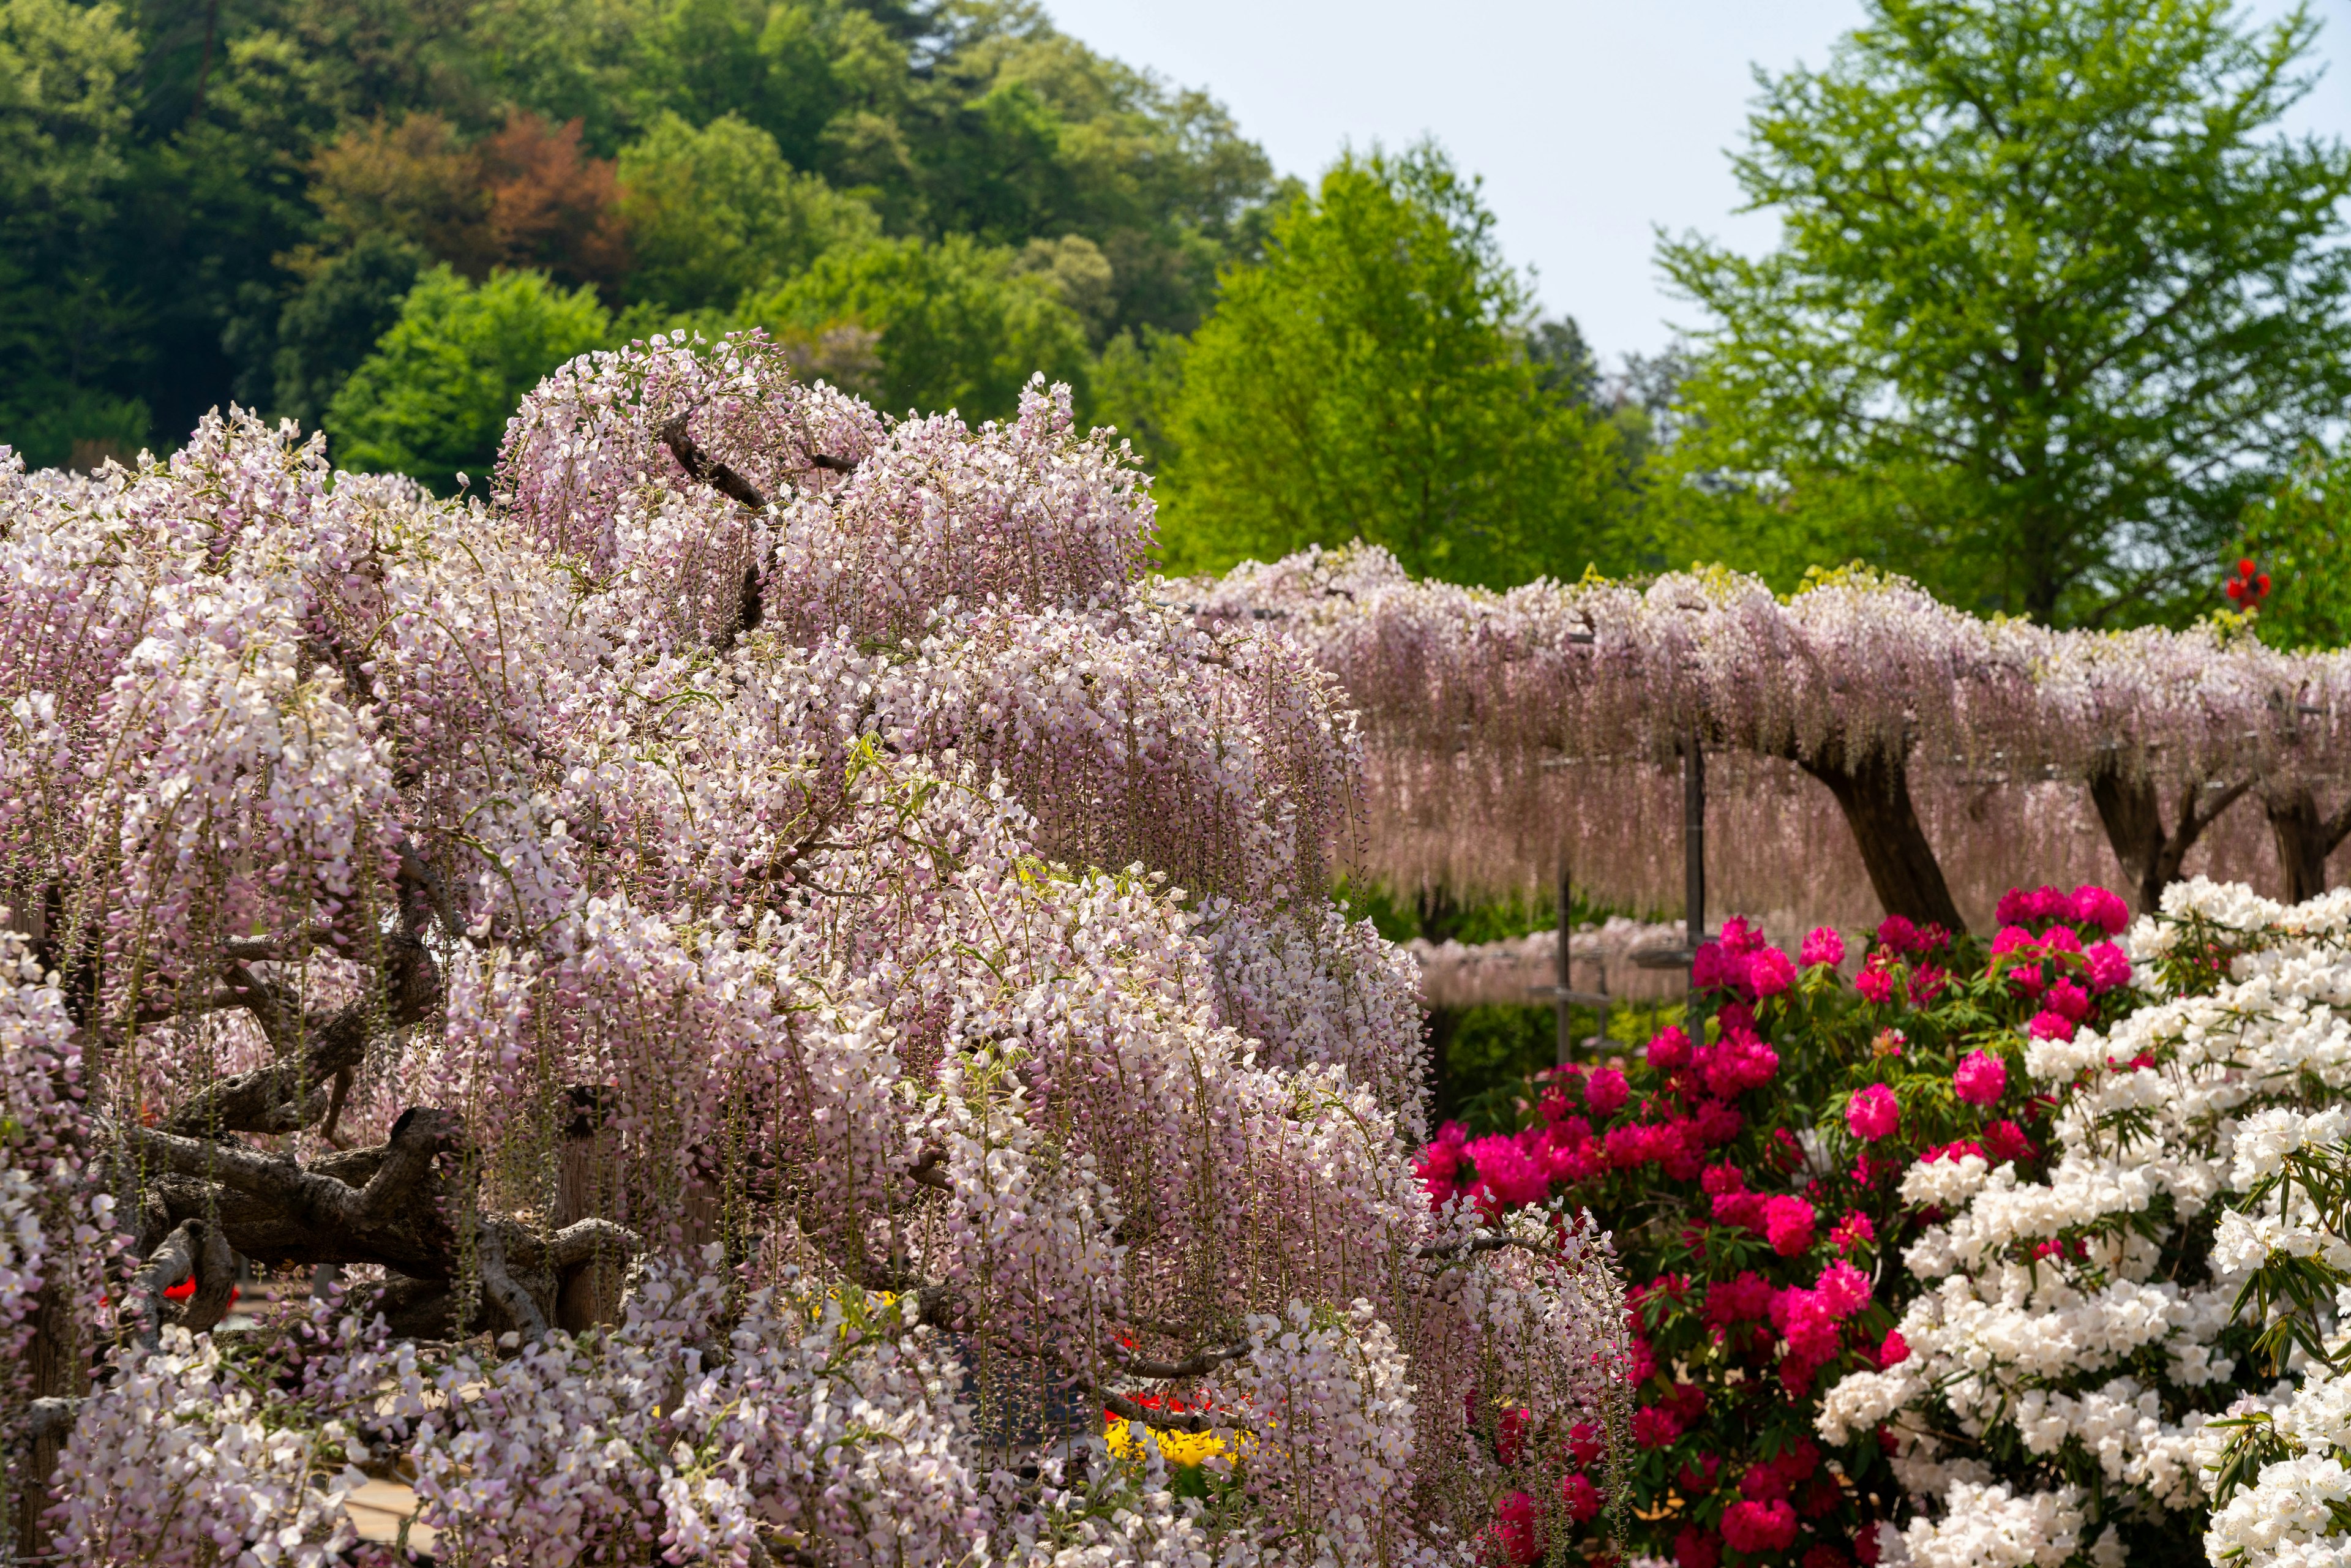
[{"x1": 0, "y1": 337, "x2": 1627, "y2": 1563}]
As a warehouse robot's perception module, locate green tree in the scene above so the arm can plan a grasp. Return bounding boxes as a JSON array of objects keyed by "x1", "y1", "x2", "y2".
[
  {"x1": 615, "y1": 110, "x2": 876, "y2": 311},
  {"x1": 266, "y1": 231, "x2": 424, "y2": 428},
  {"x1": 324, "y1": 264, "x2": 608, "y2": 488},
  {"x1": 740, "y1": 233, "x2": 1090, "y2": 419},
  {"x1": 1659, "y1": 0, "x2": 2351, "y2": 625},
  {"x1": 2239, "y1": 446, "x2": 2351, "y2": 651},
  {"x1": 0, "y1": 0, "x2": 148, "y2": 466},
  {"x1": 1154, "y1": 144, "x2": 1626, "y2": 588}
]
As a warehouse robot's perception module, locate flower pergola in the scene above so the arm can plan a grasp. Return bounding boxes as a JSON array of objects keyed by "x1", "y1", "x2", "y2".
[
  {"x1": 1194, "y1": 547, "x2": 2351, "y2": 931},
  {"x1": 0, "y1": 343, "x2": 1624, "y2": 1562}
]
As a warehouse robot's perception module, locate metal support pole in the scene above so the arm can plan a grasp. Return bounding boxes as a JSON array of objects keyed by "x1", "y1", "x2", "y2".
[
  {"x1": 1555, "y1": 865, "x2": 1573, "y2": 1067},
  {"x1": 1684, "y1": 730, "x2": 1707, "y2": 1040}
]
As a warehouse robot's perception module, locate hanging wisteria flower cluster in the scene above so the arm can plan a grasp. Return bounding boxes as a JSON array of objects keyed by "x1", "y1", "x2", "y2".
[
  {"x1": 1817, "y1": 879, "x2": 2351, "y2": 1568},
  {"x1": 0, "y1": 337, "x2": 1626, "y2": 1562}
]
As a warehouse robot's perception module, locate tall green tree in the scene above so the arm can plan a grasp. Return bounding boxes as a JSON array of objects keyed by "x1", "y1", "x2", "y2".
[
  {"x1": 2239, "y1": 446, "x2": 2351, "y2": 651},
  {"x1": 1155, "y1": 144, "x2": 1626, "y2": 588},
  {"x1": 0, "y1": 0, "x2": 147, "y2": 466},
  {"x1": 1659, "y1": 0, "x2": 2351, "y2": 626},
  {"x1": 325, "y1": 264, "x2": 608, "y2": 488},
  {"x1": 739, "y1": 231, "x2": 1091, "y2": 420}
]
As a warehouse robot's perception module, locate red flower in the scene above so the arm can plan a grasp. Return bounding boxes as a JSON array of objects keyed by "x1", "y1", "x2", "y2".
[
  {"x1": 1676, "y1": 1528, "x2": 1723, "y2": 1568},
  {"x1": 1632, "y1": 1405, "x2": 1685, "y2": 1448},
  {"x1": 1560, "y1": 1472, "x2": 1603, "y2": 1525},
  {"x1": 1723, "y1": 1499, "x2": 1799, "y2": 1553}
]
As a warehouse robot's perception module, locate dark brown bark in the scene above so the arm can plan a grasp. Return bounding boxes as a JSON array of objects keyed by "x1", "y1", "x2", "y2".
[
  {"x1": 1795, "y1": 740, "x2": 1967, "y2": 932},
  {"x1": 658, "y1": 413, "x2": 771, "y2": 512},
  {"x1": 2087, "y1": 760, "x2": 2252, "y2": 915},
  {"x1": 13, "y1": 1283, "x2": 76, "y2": 1557},
  {"x1": 2263, "y1": 785, "x2": 2351, "y2": 904}
]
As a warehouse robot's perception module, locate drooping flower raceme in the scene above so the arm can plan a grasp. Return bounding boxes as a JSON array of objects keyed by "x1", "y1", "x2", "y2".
[{"x1": 0, "y1": 343, "x2": 1626, "y2": 1562}]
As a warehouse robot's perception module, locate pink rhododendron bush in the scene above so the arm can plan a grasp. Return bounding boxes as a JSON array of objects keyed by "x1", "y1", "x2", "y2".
[
  {"x1": 0, "y1": 338, "x2": 1626, "y2": 1564},
  {"x1": 1414, "y1": 888, "x2": 2143, "y2": 1568}
]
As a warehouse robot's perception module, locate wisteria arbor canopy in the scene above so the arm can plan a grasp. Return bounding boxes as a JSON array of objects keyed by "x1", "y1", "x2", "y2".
[
  {"x1": 0, "y1": 342, "x2": 1625, "y2": 1563},
  {"x1": 1194, "y1": 550, "x2": 2351, "y2": 932}
]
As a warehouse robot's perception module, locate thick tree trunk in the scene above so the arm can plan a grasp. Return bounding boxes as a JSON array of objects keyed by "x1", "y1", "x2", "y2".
[
  {"x1": 2087, "y1": 761, "x2": 2252, "y2": 916},
  {"x1": 553, "y1": 1088, "x2": 626, "y2": 1333},
  {"x1": 2263, "y1": 786, "x2": 2351, "y2": 904},
  {"x1": 13, "y1": 1283, "x2": 75, "y2": 1557},
  {"x1": 1796, "y1": 741, "x2": 1966, "y2": 932}
]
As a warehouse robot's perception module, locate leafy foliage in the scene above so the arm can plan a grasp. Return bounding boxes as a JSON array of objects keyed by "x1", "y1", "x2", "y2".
[
  {"x1": 0, "y1": 0, "x2": 1278, "y2": 459},
  {"x1": 1156, "y1": 144, "x2": 1630, "y2": 588},
  {"x1": 324, "y1": 264, "x2": 611, "y2": 487},
  {"x1": 1658, "y1": 0, "x2": 2351, "y2": 626}
]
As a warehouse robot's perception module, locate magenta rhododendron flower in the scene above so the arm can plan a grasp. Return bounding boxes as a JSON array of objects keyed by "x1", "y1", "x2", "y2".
[
  {"x1": 1648, "y1": 1025, "x2": 1693, "y2": 1070},
  {"x1": 1763, "y1": 1195, "x2": 1817, "y2": 1256},
  {"x1": 1854, "y1": 958, "x2": 1894, "y2": 1003},
  {"x1": 1878, "y1": 1329, "x2": 1910, "y2": 1367},
  {"x1": 2040, "y1": 924, "x2": 2084, "y2": 958},
  {"x1": 1559, "y1": 1472, "x2": 1603, "y2": 1524},
  {"x1": 1815, "y1": 1260, "x2": 1872, "y2": 1318},
  {"x1": 1633, "y1": 1405, "x2": 1685, "y2": 1447},
  {"x1": 1830, "y1": 1210, "x2": 1875, "y2": 1251},
  {"x1": 2045, "y1": 978, "x2": 2091, "y2": 1022},
  {"x1": 1697, "y1": 1031, "x2": 1779, "y2": 1097},
  {"x1": 2027, "y1": 1008, "x2": 2075, "y2": 1042},
  {"x1": 1747, "y1": 946, "x2": 1798, "y2": 998},
  {"x1": 1677, "y1": 1527, "x2": 1723, "y2": 1568},
  {"x1": 1845, "y1": 1083, "x2": 1899, "y2": 1141},
  {"x1": 1723, "y1": 1499, "x2": 1799, "y2": 1552},
  {"x1": 1695, "y1": 1098, "x2": 1744, "y2": 1145},
  {"x1": 2070, "y1": 884, "x2": 2131, "y2": 934},
  {"x1": 1690, "y1": 941, "x2": 1742, "y2": 991},
  {"x1": 1584, "y1": 1067, "x2": 1630, "y2": 1116},
  {"x1": 1800, "y1": 926, "x2": 1847, "y2": 968},
  {"x1": 1466, "y1": 1135, "x2": 1550, "y2": 1209},
  {"x1": 1983, "y1": 1119, "x2": 2033, "y2": 1162},
  {"x1": 1875, "y1": 914, "x2": 1921, "y2": 955},
  {"x1": 1704, "y1": 1270, "x2": 1775, "y2": 1326},
  {"x1": 1493, "y1": 1491, "x2": 1542, "y2": 1567},
  {"x1": 2087, "y1": 940, "x2": 2132, "y2": 992},
  {"x1": 1954, "y1": 1049, "x2": 2008, "y2": 1105},
  {"x1": 1569, "y1": 1421, "x2": 1604, "y2": 1467}
]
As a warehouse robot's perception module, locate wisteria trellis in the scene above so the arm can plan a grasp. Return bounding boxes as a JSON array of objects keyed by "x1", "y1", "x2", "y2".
[
  {"x1": 1192, "y1": 549, "x2": 2351, "y2": 929},
  {"x1": 0, "y1": 340, "x2": 1627, "y2": 1564}
]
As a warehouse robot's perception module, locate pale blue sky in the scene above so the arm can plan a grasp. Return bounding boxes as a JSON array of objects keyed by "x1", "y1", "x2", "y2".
[{"x1": 1042, "y1": 0, "x2": 2351, "y2": 364}]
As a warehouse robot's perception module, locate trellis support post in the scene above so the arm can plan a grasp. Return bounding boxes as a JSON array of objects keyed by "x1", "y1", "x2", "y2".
[{"x1": 1684, "y1": 730, "x2": 1707, "y2": 1041}]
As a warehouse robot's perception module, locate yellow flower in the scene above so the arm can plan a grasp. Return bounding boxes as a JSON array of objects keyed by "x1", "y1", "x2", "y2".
[{"x1": 1105, "y1": 1412, "x2": 1231, "y2": 1469}]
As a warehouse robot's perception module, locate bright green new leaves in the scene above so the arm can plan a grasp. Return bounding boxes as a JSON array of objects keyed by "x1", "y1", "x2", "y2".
[
  {"x1": 740, "y1": 234, "x2": 1092, "y2": 421},
  {"x1": 1659, "y1": 0, "x2": 2351, "y2": 626},
  {"x1": 1156, "y1": 144, "x2": 1625, "y2": 590},
  {"x1": 615, "y1": 111, "x2": 877, "y2": 312},
  {"x1": 326, "y1": 266, "x2": 610, "y2": 490},
  {"x1": 2239, "y1": 447, "x2": 2351, "y2": 651}
]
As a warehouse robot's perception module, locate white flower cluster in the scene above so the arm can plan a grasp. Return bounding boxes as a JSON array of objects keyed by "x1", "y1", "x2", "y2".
[{"x1": 1821, "y1": 880, "x2": 2351, "y2": 1568}]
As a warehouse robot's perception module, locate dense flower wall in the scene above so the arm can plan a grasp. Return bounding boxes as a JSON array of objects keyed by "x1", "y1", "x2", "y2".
[{"x1": 0, "y1": 339, "x2": 1627, "y2": 1563}]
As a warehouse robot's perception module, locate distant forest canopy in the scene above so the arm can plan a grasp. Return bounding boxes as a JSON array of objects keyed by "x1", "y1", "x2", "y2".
[{"x1": 0, "y1": 0, "x2": 1302, "y2": 469}]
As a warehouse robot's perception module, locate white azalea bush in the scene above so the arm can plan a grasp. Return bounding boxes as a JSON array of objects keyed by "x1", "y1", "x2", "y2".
[{"x1": 1818, "y1": 880, "x2": 2351, "y2": 1568}]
